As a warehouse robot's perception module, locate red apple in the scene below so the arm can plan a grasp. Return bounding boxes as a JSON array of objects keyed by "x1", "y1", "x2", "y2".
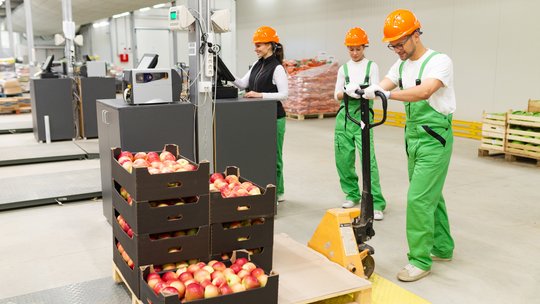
[
  {"x1": 147, "y1": 152, "x2": 160, "y2": 162},
  {"x1": 237, "y1": 269, "x2": 250, "y2": 280},
  {"x1": 257, "y1": 274, "x2": 268, "y2": 287},
  {"x1": 122, "y1": 161, "x2": 133, "y2": 173},
  {"x1": 242, "y1": 275, "x2": 261, "y2": 290},
  {"x1": 147, "y1": 277, "x2": 162, "y2": 289},
  {"x1": 118, "y1": 156, "x2": 131, "y2": 165},
  {"x1": 249, "y1": 187, "x2": 261, "y2": 195},
  {"x1": 209, "y1": 184, "x2": 218, "y2": 191},
  {"x1": 184, "y1": 283, "x2": 204, "y2": 301},
  {"x1": 242, "y1": 262, "x2": 257, "y2": 272},
  {"x1": 133, "y1": 159, "x2": 150, "y2": 167},
  {"x1": 154, "y1": 266, "x2": 162, "y2": 272},
  {"x1": 220, "y1": 284, "x2": 233, "y2": 295},
  {"x1": 197, "y1": 262, "x2": 207, "y2": 269},
  {"x1": 185, "y1": 196, "x2": 198, "y2": 203},
  {"x1": 176, "y1": 261, "x2": 189, "y2": 269},
  {"x1": 148, "y1": 167, "x2": 160, "y2": 175},
  {"x1": 212, "y1": 276, "x2": 227, "y2": 288},
  {"x1": 214, "y1": 178, "x2": 226, "y2": 186},
  {"x1": 179, "y1": 272, "x2": 194, "y2": 282},
  {"x1": 117, "y1": 243, "x2": 125, "y2": 254},
  {"x1": 177, "y1": 159, "x2": 189, "y2": 166},
  {"x1": 153, "y1": 281, "x2": 168, "y2": 295},
  {"x1": 158, "y1": 233, "x2": 171, "y2": 239},
  {"x1": 176, "y1": 267, "x2": 188, "y2": 277},
  {"x1": 161, "y1": 167, "x2": 175, "y2": 174},
  {"x1": 162, "y1": 263, "x2": 176, "y2": 271},
  {"x1": 229, "y1": 264, "x2": 242, "y2": 274},
  {"x1": 162, "y1": 286, "x2": 179, "y2": 297},
  {"x1": 230, "y1": 282, "x2": 246, "y2": 293},
  {"x1": 127, "y1": 259, "x2": 134, "y2": 269},
  {"x1": 221, "y1": 253, "x2": 230, "y2": 260},
  {"x1": 184, "y1": 164, "x2": 196, "y2": 171},
  {"x1": 207, "y1": 260, "x2": 218, "y2": 267},
  {"x1": 202, "y1": 266, "x2": 214, "y2": 274},
  {"x1": 188, "y1": 259, "x2": 199, "y2": 265},
  {"x1": 133, "y1": 152, "x2": 148, "y2": 160},
  {"x1": 127, "y1": 228, "x2": 133, "y2": 238},
  {"x1": 212, "y1": 262, "x2": 226, "y2": 272},
  {"x1": 225, "y1": 175, "x2": 239, "y2": 184},
  {"x1": 183, "y1": 279, "x2": 197, "y2": 287},
  {"x1": 120, "y1": 188, "x2": 129, "y2": 199},
  {"x1": 160, "y1": 151, "x2": 176, "y2": 162},
  {"x1": 187, "y1": 264, "x2": 201, "y2": 275},
  {"x1": 228, "y1": 221, "x2": 242, "y2": 229},
  {"x1": 252, "y1": 219, "x2": 264, "y2": 225},
  {"x1": 200, "y1": 279, "x2": 212, "y2": 289},
  {"x1": 211, "y1": 270, "x2": 225, "y2": 281},
  {"x1": 162, "y1": 271, "x2": 178, "y2": 281},
  {"x1": 237, "y1": 189, "x2": 249, "y2": 196},
  {"x1": 216, "y1": 182, "x2": 229, "y2": 191},
  {"x1": 210, "y1": 173, "x2": 224, "y2": 183},
  {"x1": 226, "y1": 274, "x2": 241, "y2": 286},
  {"x1": 119, "y1": 151, "x2": 133, "y2": 161},
  {"x1": 194, "y1": 269, "x2": 211, "y2": 283},
  {"x1": 222, "y1": 268, "x2": 235, "y2": 277},
  {"x1": 173, "y1": 230, "x2": 186, "y2": 237},
  {"x1": 204, "y1": 284, "x2": 219, "y2": 298},
  {"x1": 168, "y1": 280, "x2": 185, "y2": 298},
  {"x1": 251, "y1": 268, "x2": 265, "y2": 278},
  {"x1": 234, "y1": 258, "x2": 248, "y2": 267},
  {"x1": 147, "y1": 273, "x2": 161, "y2": 281},
  {"x1": 150, "y1": 161, "x2": 162, "y2": 169},
  {"x1": 127, "y1": 196, "x2": 133, "y2": 206}
]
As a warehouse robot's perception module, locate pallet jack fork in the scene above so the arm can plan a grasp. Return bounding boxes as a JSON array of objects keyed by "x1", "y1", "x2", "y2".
[{"x1": 308, "y1": 87, "x2": 388, "y2": 279}]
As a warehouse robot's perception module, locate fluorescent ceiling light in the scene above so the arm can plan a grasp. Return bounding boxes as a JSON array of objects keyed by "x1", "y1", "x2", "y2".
[
  {"x1": 113, "y1": 12, "x2": 130, "y2": 18},
  {"x1": 139, "y1": 7, "x2": 150, "y2": 11},
  {"x1": 153, "y1": 3, "x2": 165, "y2": 8},
  {"x1": 99, "y1": 21, "x2": 109, "y2": 27}
]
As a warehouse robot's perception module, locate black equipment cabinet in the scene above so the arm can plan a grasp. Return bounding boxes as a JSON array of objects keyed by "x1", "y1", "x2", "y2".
[
  {"x1": 215, "y1": 98, "x2": 277, "y2": 190},
  {"x1": 79, "y1": 77, "x2": 116, "y2": 138},
  {"x1": 97, "y1": 99, "x2": 195, "y2": 223},
  {"x1": 30, "y1": 78, "x2": 75, "y2": 142}
]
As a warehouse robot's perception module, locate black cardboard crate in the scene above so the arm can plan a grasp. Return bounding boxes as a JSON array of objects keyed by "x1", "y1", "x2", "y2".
[
  {"x1": 139, "y1": 257, "x2": 278, "y2": 304},
  {"x1": 113, "y1": 237, "x2": 140, "y2": 298},
  {"x1": 210, "y1": 218, "x2": 274, "y2": 255},
  {"x1": 112, "y1": 144, "x2": 210, "y2": 202},
  {"x1": 210, "y1": 166, "x2": 276, "y2": 223},
  {"x1": 113, "y1": 184, "x2": 210, "y2": 235},
  {"x1": 113, "y1": 213, "x2": 210, "y2": 267},
  {"x1": 211, "y1": 245, "x2": 274, "y2": 273}
]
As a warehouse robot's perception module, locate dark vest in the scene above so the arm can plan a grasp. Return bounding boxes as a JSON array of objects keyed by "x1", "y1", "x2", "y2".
[{"x1": 249, "y1": 54, "x2": 286, "y2": 119}]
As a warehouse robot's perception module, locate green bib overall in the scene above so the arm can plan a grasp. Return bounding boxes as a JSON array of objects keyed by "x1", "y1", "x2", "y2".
[
  {"x1": 334, "y1": 62, "x2": 386, "y2": 210},
  {"x1": 399, "y1": 52, "x2": 455, "y2": 270}
]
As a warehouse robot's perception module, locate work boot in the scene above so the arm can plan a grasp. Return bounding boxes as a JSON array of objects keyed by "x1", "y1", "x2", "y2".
[
  {"x1": 278, "y1": 194, "x2": 285, "y2": 202},
  {"x1": 374, "y1": 210, "x2": 384, "y2": 221},
  {"x1": 431, "y1": 253, "x2": 452, "y2": 261},
  {"x1": 397, "y1": 264, "x2": 430, "y2": 282},
  {"x1": 342, "y1": 200, "x2": 357, "y2": 208}
]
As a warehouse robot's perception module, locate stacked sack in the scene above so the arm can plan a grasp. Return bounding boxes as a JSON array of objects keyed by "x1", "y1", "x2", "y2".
[{"x1": 283, "y1": 59, "x2": 340, "y2": 115}]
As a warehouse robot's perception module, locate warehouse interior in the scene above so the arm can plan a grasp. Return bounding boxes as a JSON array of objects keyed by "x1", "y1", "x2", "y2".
[{"x1": 0, "y1": 0, "x2": 539, "y2": 304}]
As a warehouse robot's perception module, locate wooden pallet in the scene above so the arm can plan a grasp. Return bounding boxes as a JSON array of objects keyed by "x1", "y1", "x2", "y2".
[
  {"x1": 478, "y1": 148, "x2": 540, "y2": 168},
  {"x1": 112, "y1": 261, "x2": 143, "y2": 304},
  {"x1": 286, "y1": 112, "x2": 337, "y2": 121}
]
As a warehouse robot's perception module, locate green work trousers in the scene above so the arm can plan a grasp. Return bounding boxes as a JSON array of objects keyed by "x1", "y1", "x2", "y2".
[{"x1": 277, "y1": 117, "x2": 286, "y2": 196}]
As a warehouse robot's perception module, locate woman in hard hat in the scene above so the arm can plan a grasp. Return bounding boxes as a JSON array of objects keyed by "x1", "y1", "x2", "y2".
[
  {"x1": 363, "y1": 9, "x2": 456, "y2": 282},
  {"x1": 334, "y1": 27, "x2": 386, "y2": 220},
  {"x1": 233, "y1": 26, "x2": 288, "y2": 204}
]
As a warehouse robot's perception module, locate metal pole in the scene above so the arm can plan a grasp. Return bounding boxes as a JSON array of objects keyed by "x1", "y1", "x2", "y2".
[
  {"x1": 87, "y1": 24, "x2": 93, "y2": 58},
  {"x1": 108, "y1": 17, "x2": 114, "y2": 64},
  {"x1": 6, "y1": 0, "x2": 14, "y2": 58},
  {"x1": 0, "y1": 27, "x2": 4, "y2": 58},
  {"x1": 130, "y1": 12, "x2": 137, "y2": 68},
  {"x1": 172, "y1": 1, "x2": 178, "y2": 67},
  {"x1": 61, "y1": 0, "x2": 74, "y2": 76},
  {"x1": 23, "y1": 0, "x2": 35, "y2": 73}
]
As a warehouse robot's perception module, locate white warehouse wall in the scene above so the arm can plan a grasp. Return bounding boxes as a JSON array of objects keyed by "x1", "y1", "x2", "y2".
[{"x1": 235, "y1": 0, "x2": 540, "y2": 122}]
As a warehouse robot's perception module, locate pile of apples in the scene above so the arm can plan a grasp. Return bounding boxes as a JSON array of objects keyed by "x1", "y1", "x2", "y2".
[
  {"x1": 153, "y1": 258, "x2": 201, "y2": 273},
  {"x1": 208, "y1": 173, "x2": 261, "y2": 198},
  {"x1": 149, "y1": 228, "x2": 199, "y2": 242},
  {"x1": 116, "y1": 241, "x2": 134, "y2": 269},
  {"x1": 119, "y1": 187, "x2": 133, "y2": 206},
  {"x1": 223, "y1": 218, "x2": 265, "y2": 230},
  {"x1": 146, "y1": 258, "x2": 268, "y2": 301},
  {"x1": 149, "y1": 196, "x2": 199, "y2": 208},
  {"x1": 117, "y1": 215, "x2": 133, "y2": 238},
  {"x1": 117, "y1": 150, "x2": 197, "y2": 175}
]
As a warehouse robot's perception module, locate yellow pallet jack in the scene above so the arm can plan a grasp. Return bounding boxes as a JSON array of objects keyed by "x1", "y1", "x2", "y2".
[{"x1": 308, "y1": 87, "x2": 388, "y2": 279}]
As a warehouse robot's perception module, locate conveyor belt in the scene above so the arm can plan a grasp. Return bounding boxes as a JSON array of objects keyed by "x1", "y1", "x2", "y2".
[
  {"x1": 74, "y1": 140, "x2": 100, "y2": 159},
  {"x1": 0, "y1": 142, "x2": 89, "y2": 166},
  {"x1": 0, "y1": 277, "x2": 132, "y2": 304},
  {"x1": 0, "y1": 121, "x2": 33, "y2": 134},
  {"x1": 0, "y1": 168, "x2": 102, "y2": 210}
]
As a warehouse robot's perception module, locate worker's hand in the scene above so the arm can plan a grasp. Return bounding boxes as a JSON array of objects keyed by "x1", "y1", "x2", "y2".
[
  {"x1": 244, "y1": 91, "x2": 263, "y2": 98},
  {"x1": 363, "y1": 85, "x2": 390, "y2": 100},
  {"x1": 344, "y1": 83, "x2": 361, "y2": 99}
]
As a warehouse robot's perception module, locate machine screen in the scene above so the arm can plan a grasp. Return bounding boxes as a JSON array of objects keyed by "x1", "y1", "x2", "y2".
[
  {"x1": 171, "y1": 11, "x2": 177, "y2": 20},
  {"x1": 135, "y1": 72, "x2": 168, "y2": 83}
]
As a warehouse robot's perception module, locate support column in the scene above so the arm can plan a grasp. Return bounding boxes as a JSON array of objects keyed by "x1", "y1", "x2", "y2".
[
  {"x1": 23, "y1": 0, "x2": 35, "y2": 74},
  {"x1": 130, "y1": 12, "x2": 137, "y2": 68},
  {"x1": 6, "y1": 0, "x2": 14, "y2": 58},
  {"x1": 108, "y1": 17, "x2": 114, "y2": 64},
  {"x1": 61, "y1": 0, "x2": 75, "y2": 75},
  {"x1": 172, "y1": 1, "x2": 178, "y2": 66}
]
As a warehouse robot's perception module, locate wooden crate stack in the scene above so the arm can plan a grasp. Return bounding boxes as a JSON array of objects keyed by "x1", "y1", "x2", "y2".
[
  {"x1": 505, "y1": 101, "x2": 540, "y2": 159},
  {"x1": 480, "y1": 111, "x2": 507, "y2": 152}
]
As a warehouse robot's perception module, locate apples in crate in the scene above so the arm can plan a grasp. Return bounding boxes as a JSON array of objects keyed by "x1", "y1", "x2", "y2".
[
  {"x1": 115, "y1": 149, "x2": 196, "y2": 174},
  {"x1": 209, "y1": 173, "x2": 262, "y2": 197}
]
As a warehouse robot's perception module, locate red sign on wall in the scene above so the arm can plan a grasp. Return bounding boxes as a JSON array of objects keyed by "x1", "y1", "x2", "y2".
[{"x1": 120, "y1": 53, "x2": 129, "y2": 62}]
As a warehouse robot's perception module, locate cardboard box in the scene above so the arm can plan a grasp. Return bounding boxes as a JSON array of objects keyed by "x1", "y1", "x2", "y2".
[
  {"x1": 139, "y1": 253, "x2": 279, "y2": 304},
  {"x1": 0, "y1": 98, "x2": 18, "y2": 111},
  {"x1": 113, "y1": 237, "x2": 141, "y2": 297},
  {"x1": 3, "y1": 79, "x2": 22, "y2": 95},
  {"x1": 211, "y1": 218, "x2": 274, "y2": 259},
  {"x1": 113, "y1": 211, "x2": 210, "y2": 267},
  {"x1": 211, "y1": 245, "x2": 274, "y2": 273},
  {"x1": 113, "y1": 183, "x2": 210, "y2": 235},
  {"x1": 528, "y1": 99, "x2": 540, "y2": 113},
  {"x1": 112, "y1": 144, "x2": 210, "y2": 202},
  {"x1": 210, "y1": 166, "x2": 276, "y2": 224}
]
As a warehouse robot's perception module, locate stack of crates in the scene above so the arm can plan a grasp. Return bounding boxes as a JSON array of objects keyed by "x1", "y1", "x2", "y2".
[
  {"x1": 506, "y1": 101, "x2": 540, "y2": 157},
  {"x1": 480, "y1": 111, "x2": 507, "y2": 152},
  {"x1": 209, "y1": 167, "x2": 276, "y2": 273},
  {"x1": 111, "y1": 144, "x2": 211, "y2": 298}
]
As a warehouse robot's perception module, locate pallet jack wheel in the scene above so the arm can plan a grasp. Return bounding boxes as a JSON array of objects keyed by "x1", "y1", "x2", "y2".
[{"x1": 362, "y1": 255, "x2": 375, "y2": 278}]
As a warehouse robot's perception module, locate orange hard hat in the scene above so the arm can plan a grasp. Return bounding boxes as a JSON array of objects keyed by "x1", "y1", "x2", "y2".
[
  {"x1": 382, "y1": 9, "x2": 421, "y2": 42},
  {"x1": 344, "y1": 27, "x2": 369, "y2": 46},
  {"x1": 252, "y1": 26, "x2": 279, "y2": 43}
]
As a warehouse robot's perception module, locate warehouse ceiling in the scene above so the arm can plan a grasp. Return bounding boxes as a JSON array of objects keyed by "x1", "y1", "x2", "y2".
[{"x1": 5, "y1": 0, "x2": 169, "y2": 36}]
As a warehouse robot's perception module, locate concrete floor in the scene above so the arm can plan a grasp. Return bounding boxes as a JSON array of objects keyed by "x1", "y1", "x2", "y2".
[{"x1": 0, "y1": 113, "x2": 539, "y2": 303}]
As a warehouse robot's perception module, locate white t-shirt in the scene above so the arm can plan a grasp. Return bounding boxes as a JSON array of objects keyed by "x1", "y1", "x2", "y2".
[
  {"x1": 334, "y1": 58, "x2": 380, "y2": 101},
  {"x1": 386, "y1": 49, "x2": 456, "y2": 115},
  {"x1": 233, "y1": 62, "x2": 288, "y2": 101}
]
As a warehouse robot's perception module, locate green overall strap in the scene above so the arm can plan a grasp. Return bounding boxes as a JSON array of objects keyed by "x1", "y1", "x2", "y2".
[
  {"x1": 343, "y1": 63, "x2": 350, "y2": 85},
  {"x1": 398, "y1": 61, "x2": 405, "y2": 90},
  {"x1": 363, "y1": 60, "x2": 372, "y2": 85},
  {"x1": 416, "y1": 52, "x2": 442, "y2": 85}
]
